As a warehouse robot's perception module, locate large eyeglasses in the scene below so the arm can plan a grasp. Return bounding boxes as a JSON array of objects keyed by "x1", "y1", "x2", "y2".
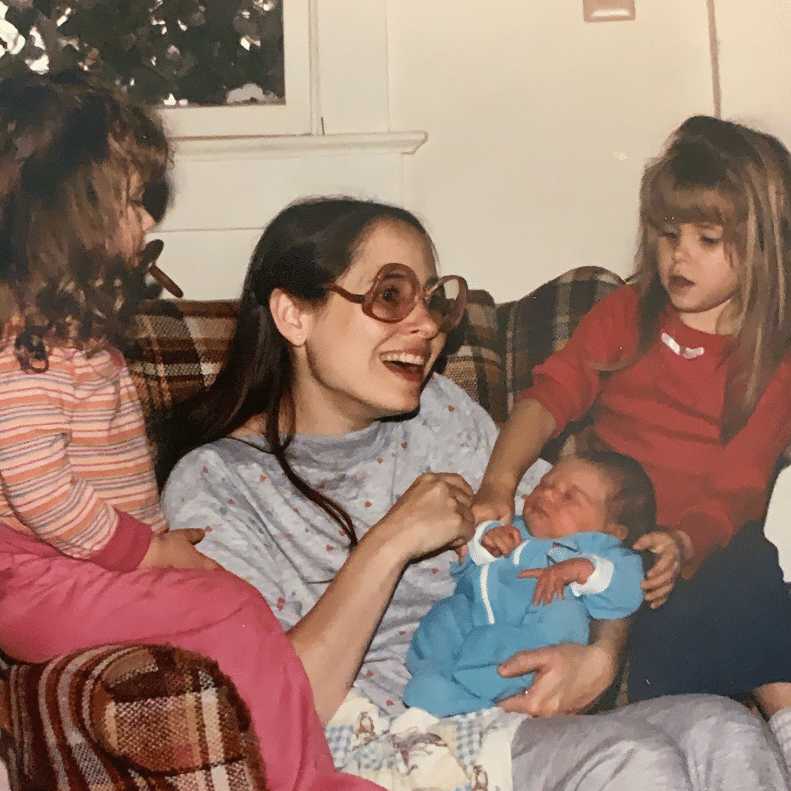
[{"x1": 326, "y1": 263, "x2": 468, "y2": 333}]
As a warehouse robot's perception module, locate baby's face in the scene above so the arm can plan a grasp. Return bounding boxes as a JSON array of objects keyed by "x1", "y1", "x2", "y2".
[{"x1": 522, "y1": 458, "x2": 617, "y2": 540}]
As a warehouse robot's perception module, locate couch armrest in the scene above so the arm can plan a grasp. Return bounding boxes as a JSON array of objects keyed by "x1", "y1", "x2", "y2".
[{"x1": 1, "y1": 644, "x2": 266, "y2": 791}]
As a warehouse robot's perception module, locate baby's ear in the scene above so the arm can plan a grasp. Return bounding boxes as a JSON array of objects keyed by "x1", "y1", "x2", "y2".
[{"x1": 608, "y1": 522, "x2": 629, "y2": 542}]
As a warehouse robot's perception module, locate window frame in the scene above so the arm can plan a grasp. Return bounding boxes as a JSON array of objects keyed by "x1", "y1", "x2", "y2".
[{"x1": 158, "y1": 0, "x2": 312, "y2": 140}]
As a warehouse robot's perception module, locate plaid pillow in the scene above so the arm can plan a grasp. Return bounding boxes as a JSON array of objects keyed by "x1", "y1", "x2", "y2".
[
  {"x1": 498, "y1": 266, "x2": 624, "y2": 459},
  {"x1": 125, "y1": 299, "x2": 239, "y2": 425},
  {"x1": 1, "y1": 644, "x2": 266, "y2": 791},
  {"x1": 439, "y1": 288, "x2": 506, "y2": 423}
]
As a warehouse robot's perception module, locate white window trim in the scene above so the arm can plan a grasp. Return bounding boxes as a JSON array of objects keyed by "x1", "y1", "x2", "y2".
[
  {"x1": 159, "y1": 0, "x2": 312, "y2": 139},
  {"x1": 173, "y1": 130, "x2": 427, "y2": 161},
  {"x1": 161, "y1": 0, "x2": 427, "y2": 161}
]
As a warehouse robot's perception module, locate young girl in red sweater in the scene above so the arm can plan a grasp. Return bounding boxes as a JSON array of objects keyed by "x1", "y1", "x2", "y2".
[{"x1": 474, "y1": 115, "x2": 791, "y2": 764}]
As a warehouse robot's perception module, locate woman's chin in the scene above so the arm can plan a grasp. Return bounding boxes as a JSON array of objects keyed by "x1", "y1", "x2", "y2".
[{"x1": 373, "y1": 392, "x2": 422, "y2": 420}]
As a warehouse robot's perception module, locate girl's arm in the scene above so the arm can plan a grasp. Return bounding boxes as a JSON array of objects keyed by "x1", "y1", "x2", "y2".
[
  {"x1": 474, "y1": 286, "x2": 637, "y2": 525},
  {"x1": 0, "y1": 417, "x2": 152, "y2": 570},
  {"x1": 473, "y1": 398, "x2": 556, "y2": 524}
]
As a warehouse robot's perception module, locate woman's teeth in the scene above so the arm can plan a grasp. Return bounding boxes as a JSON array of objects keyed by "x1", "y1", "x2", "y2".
[{"x1": 380, "y1": 352, "x2": 426, "y2": 367}]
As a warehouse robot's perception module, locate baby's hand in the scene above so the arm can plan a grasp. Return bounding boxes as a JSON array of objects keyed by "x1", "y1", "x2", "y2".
[
  {"x1": 138, "y1": 529, "x2": 220, "y2": 571},
  {"x1": 481, "y1": 524, "x2": 522, "y2": 557},
  {"x1": 633, "y1": 529, "x2": 691, "y2": 608},
  {"x1": 519, "y1": 558, "x2": 595, "y2": 605}
]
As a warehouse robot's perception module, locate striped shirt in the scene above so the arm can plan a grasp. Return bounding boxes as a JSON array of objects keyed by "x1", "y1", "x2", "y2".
[{"x1": 0, "y1": 338, "x2": 165, "y2": 569}]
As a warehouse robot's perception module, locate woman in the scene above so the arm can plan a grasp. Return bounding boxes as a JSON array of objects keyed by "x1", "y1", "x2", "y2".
[{"x1": 162, "y1": 197, "x2": 787, "y2": 790}]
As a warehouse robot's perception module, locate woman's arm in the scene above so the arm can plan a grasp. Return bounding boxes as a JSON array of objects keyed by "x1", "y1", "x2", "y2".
[
  {"x1": 288, "y1": 471, "x2": 475, "y2": 722},
  {"x1": 163, "y1": 449, "x2": 477, "y2": 723},
  {"x1": 497, "y1": 617, "x2": 629, "y2": 717}
]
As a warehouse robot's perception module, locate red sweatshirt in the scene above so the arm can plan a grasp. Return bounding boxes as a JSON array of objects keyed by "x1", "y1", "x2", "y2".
[{"x1": 522, "y1": 285, "x2": 791, "y2": 567}]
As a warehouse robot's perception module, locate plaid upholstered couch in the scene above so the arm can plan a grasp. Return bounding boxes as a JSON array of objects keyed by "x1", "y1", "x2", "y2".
[{"x1": 0, "y1": 265, "x2": 622, "y2": 790}]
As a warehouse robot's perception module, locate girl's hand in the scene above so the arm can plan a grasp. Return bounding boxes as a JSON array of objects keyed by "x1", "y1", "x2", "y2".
[
  {"x1": 519, "y1": 558, "x2": 595, "y2": 605},
  {"x1": 633, "y1": 529, "x2": 691, "y2": 608},
  {"x1": 138, "y1": 529, "x2": 221, "y2": 571},
  {"x1": 379, "y1": 472, "x2": 475, "y2": 561},
  {"x1": 480, "y1": 524, "x2": 522, "y2": 557},
  {"x1": 471, "y1": 478, "x2": 515, "y2": 526}
]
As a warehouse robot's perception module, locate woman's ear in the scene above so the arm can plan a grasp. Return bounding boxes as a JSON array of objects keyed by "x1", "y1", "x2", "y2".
[{"x1": 269, "y1": 288, "x2": 313, "y2": 347}]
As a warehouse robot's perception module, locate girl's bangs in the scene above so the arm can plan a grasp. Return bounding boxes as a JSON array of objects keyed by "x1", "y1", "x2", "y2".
[{"x1": 643, "y1": 165, "x2": 741, "y2": 231}]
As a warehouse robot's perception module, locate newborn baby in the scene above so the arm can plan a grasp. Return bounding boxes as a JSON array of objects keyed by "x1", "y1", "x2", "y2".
[{"x1": 404, "y1": 451, "x2": 655, "y2": 716}]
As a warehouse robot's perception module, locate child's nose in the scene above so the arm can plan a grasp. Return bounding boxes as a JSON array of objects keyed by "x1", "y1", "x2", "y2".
[
  {"x1": 671, "y1": 230, "x2": 693, "y2": 260},
  {"x1": 141, "y1": 209, "x2": 156, "y2": 232}
]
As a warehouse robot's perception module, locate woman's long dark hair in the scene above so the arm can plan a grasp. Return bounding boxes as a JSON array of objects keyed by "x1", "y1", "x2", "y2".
[{"x1": 161, "y1": 197, "x2": 435, "y2": 546}]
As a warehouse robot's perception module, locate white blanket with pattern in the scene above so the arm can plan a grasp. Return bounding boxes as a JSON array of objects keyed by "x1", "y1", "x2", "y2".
[{"x1": 326, "y1": 690, "x2": 523, "y2": 791}]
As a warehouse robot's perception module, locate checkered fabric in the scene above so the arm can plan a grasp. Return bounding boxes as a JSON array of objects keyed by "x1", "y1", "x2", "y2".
[
  {"x1": 498, "y1": 266, "x2": 624, "y2": 459},
  {"x1": 439, "y1": 289, "x2": 506, "y2": 424},
  {"x1": 0, "y1": 644, "x2": 266, "y2": 791},
  {"x1": 0, "y1": 266, "x2": 622, "y2": 789},
  {"x1": 125, "y1": 299, "x2": 239, "y2": 425}
]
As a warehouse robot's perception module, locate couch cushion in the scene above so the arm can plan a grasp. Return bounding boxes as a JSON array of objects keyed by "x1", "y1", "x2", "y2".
[
  {"x1": 439, "y1": 288, "x2": 506, "y2": 423},
  {"x1": 125, "y1": 268, "x2": 624, "y2": 462},
  {"x1": 126, "y1": 299, "x2": 238, "y2": 425},
  {"x1": 1, "y1": 644, "x2": 266, "y2": 790},
  {"x1": 498, "y1": 266, "x2": 624, "y2": 458}
]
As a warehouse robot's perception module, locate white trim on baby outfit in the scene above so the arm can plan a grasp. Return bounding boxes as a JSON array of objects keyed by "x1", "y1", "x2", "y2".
[{"x1": 569, "y1": 555, "x2": 614, "y2": 596}]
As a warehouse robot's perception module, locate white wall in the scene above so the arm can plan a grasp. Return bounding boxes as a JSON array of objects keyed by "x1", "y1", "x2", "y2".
[
  {"x1": 158, "y1": 2, "x2": 791, "y2": 303},
  {"x1": 387, "y1": 0, "x2": 715, "y2": 300},
  {"x1": 715, "y1": 0, "x2": 791, "y2": 146},
  {"x1": 145, "y1": 2, "x2": 791, "y2": 572},
  {"x1": 713, "y1": 0, "x2": 791, "y2": 576},
  {"x1": 158, "y1": 0, "x2": 721, "y2": 302}
]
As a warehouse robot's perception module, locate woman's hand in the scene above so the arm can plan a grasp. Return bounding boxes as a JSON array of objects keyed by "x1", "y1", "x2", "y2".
[
  {"x1": 496, "y1": 641, "x2": 618, "y2": 717},
  {"x1": 138, "y1": 529, "x2": 220, "y2": 571},
  {"x1": 633, "y1": 528, "x2": 692, "y2": 608},
  {"x1": 379, "y1": 472, "x2": 475, "y2": 561},
  {"x1": 519, "y1": 558, "x2": 595, "y2": 605},
  {"x1": 471, "y1": 477, "x2": 515, "y2": 527}
]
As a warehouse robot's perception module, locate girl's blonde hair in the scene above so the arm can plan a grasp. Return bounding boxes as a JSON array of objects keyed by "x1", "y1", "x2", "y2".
[
  {"x1": 633, "y1": 115, "x2": 791, "y2": 441},
  {"x1": 0, "y1": 72, "x2": 171, "y2": 371}
]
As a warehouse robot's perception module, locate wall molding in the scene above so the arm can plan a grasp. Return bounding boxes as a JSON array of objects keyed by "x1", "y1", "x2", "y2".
[{"x1": 173, "y1": 130, "x2": 427, "y2": 162}]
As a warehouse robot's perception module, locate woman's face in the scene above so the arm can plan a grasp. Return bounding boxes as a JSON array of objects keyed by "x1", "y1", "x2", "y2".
[{"x1": 293, "y1": 220, "x2": 447, "y2": 435}]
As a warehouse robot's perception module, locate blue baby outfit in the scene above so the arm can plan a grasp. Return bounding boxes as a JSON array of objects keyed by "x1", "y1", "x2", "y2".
[{"x1": 404, "y1": 517, "x2": 644, "y2": 716}]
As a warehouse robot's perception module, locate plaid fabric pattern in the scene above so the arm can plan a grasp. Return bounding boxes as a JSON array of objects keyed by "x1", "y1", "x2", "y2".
[
  {"x1": 439, "y1": 289, "x2": 506, "y2": 424},
  {"x1": 0, "y1": 266, "x2": 624, "y2": 789},
  {"x1": 125, "y1": 299, "x2": 239, "y2": 425},
  {"x1": 498, "y1": 266, "x2": 624, "y2": 459},
  {"x1": 0, "y1": 644, "x2": 266, "y2": 791}
]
